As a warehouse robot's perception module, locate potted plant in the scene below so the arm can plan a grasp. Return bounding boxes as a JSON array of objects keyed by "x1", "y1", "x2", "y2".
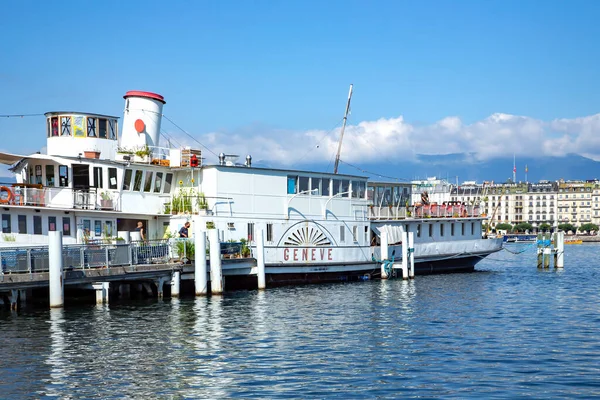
[
  {"x1": 134, "y1": 145, "x2": 152, "y2": 162},
  {"x1": 84, "y1": 148, "x2": 101, "y2": 159},
  {"x1": 100, "y1": 191, "x2": 113, "y2": 210}
]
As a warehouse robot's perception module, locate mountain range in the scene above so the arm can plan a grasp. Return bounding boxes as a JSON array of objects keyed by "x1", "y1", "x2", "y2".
[{"x1": 292, "y1": 153, "x2": 600, "y2": 184}]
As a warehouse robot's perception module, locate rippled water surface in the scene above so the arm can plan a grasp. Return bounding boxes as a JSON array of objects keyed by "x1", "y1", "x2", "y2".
[{"x1": 2, "y1": 244, "x2": 600, "y2": 398}]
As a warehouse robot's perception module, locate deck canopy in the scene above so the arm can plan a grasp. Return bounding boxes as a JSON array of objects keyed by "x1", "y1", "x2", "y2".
[{"x1": 0, "y1": 151, "x2": 25, "y2": 165}]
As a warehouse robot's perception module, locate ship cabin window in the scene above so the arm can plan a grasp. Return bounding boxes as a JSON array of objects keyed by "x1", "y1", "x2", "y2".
[
  {"x1": 94, "y1": 220, "x2": 102, "y2": 236},
  {"x1": 352, "y1": 226, "x2": 358, "y2": 242},
  {"x1": 364, "y1": 226, "x2": 368, "y2": 243},
  {"x1": 351, "y1": 181, "x2": 359, "y2": 198},
  {"x1": 1, "y1": 214, "x2": 10, "y2": 233},
  {"x1": 247, "y1": 223, "x2": 254, "y2": 242},
  {"x1": 143, "y1": 171, "x2": 153, "y2": 192},
  {"x1": 50, "y1": 117, "x2": 59, "y2": 137},
  {"x1": 105, "y1": 221, "x2": 112, "y2": 237},
  {"x1": 154, "y1": 172, "x2": 163, "y2": 193},
  {"x1": 417, "y1": 224, "x2": 421, "y2": 238},
  {"x1": 298, "y1": 176, "x2": 309, "y2": 193},
  {"x1": 61, "y1": 116, "x2": 71, "y2": 136},
  {"x1": 429, "y1": 224, "x2": 433, "y2": 237},
  {"x1": 311, "y1": 178, "x2": 321, "y2": 196},
  {"x1": 48, "y1": 216, "x2": 57, "y2": 232},
  {"x1": 33, "y1": 216, "x2": 42, "y2": 235},
  {"x1": 340, "y1": 225, "x2": 345, "y2": 243},
  {"x1": 87, "y1": 117, "x2": 96, "y2": 137},
  {"x1": 63, "y1": 217, "x2": 71, "y2": 236},
  {"x1": 109, "y1": 120, "x2": 117, "y2": 139},
  {"x1": 451, "y1": 223, "x2": 455, "y2": 236},
  {"x1": 266, "y1": 223, "x2": 274, "y2": 242},
  {"x1": 108, "y1": 168, "x2": 118, "y2": 189},
  {"x1": 471, "y1": 222, "x2": 475, "y2": 235},
  {"x1": 18, "y1": 215, "x2": 27, "y2": 234},
  {"x1": 133, "y1": 170, "x2": 143, "y2": 191},
  {"x1": 123, "y1": 169, "x2": 133, "y2": 191},
  {"x1": 34, "y1": 165, "x2": 43, "y2": 185},
  {"x1": 93, "y1": 167, "x2": 103, "y2": 188},
  {"x1": 98, "y1": 119, "x2": 107, "y2": 138},
  {"x1": 440, "y1": 224, "x2": 444, "y2": 237},
  {"x1": 287, "y1": 175, "x2": 297, "y2": 194},
  {"x1": 164, "y1": 173, "x2": 173, "y2": 193},
  {"x1": 46, "y1": 165, "x2": 55, "y2": 187},
  {"x1": 322, "y1": 178, "x2": 331, "y2": 196},
  {"x1": 58, "y1": 165, "x2": 69, "y2": 187},
  {"x1": 461, "y1": 223, "x2": 465, "y2": 235},
  {"x1": 341, "y1": 180, "x2": 350, "y2": 197},
  {"x1": 333, "y1": 179, "x2": 341, "y2": 196}
]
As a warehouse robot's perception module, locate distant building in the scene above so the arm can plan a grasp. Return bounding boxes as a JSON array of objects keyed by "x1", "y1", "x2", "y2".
[
  {"x1": 411, "y1": 177, "x2": 452, "y2": 205},
  {"x1": 557, "y1": 180, "x2": 596, "y2": 227}
]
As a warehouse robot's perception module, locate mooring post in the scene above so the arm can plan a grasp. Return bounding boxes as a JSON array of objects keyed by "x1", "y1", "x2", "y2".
[
  {"x1": 92, "y1": 282, "x2": 109, "y2": 304},
  {"x1": 10, "y1": 289, "x2": 18, "y2": 310},
  {"x1": 380, "y1": 231, "x2": 389, "y2": 279},
  {"x1": 208, "y1": 229, "x2": 224, "y2": 294},
  {"x1": 408, "y1": 232, "x2": 415, "y2": 279},
  {"x1": 556, "y1": 231, "x2": 565, "y2": 269},
  {"x1": 171, "y1": 270, "x2": 181, "y2": 297},
  {"x1": 537, "y1": 233, "x2": 544, "y2": 268},
  {"x1": 49, "y1": 231, "x2": 64, "y2": 308},
  {"x1": 543, "y1": 232, "x2": 551, "y2": 268},
  {"x1": 256, "y1": 228, "x2": 266, "y2": 290},
  {"x1": 194, "y1": 227, "x2": 208, "y2": 296},
  {"x1": 401, "y1": 231, "x2": 408, "y2": 279}
]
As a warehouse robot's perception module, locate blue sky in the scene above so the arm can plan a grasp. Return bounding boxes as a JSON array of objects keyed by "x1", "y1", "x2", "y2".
[{"x1": 1, "y1": 0, "x2": 600, "y2": 175}]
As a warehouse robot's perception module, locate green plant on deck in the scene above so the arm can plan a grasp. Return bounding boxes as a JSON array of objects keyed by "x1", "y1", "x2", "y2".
[
  {"x1": 196, "y1": 192, "x2": 208, "y2": 210},
  {"x1": 240, "y1": 238, "x2": 251, "y2": 257},
  {"x1": 100, "y1": 191, "x2": 112, "y2": 201},
  {"x1": 2, "y1": 234, "x2": 16, "y2": 242},
  {"x1": 206, "y1": 221, "x2": 215, "y2": 229},
  {"x1": 134, "y1": 145, "x2": 151, "y2": 158},
  {"x1": 175, "y1": 240, "x2": 195, "y2": 261}
]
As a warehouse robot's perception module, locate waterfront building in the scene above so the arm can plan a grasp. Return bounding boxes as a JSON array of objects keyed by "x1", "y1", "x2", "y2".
[{"x1": 557, "y1": 180, "x2": 595, "y2": 228}]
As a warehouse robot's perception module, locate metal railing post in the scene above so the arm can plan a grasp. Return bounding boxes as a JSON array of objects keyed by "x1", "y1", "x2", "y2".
[
  {"x1": 27, "y1": 248, "x2": 32, "y2": 273},
  {"x1": 105, "y1": 245, "x2": 110, "y2": 267},
  {"x1": 80, "y1": 247, "x2": 85, "y2": 269},
  {"x1": 128, "y1": 243, "x2": 133, "y2": 265}
]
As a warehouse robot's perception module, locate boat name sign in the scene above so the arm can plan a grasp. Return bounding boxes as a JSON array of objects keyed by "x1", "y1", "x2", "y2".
[{"x1": 282, "y1": 248, "x2": 334, "y2": 262}]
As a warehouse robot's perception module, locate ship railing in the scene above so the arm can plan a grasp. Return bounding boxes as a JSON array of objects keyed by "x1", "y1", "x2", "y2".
[
  {"x1": 5, "y1": 186, "x2": 122, "y2": 211},
  {"x1": 0, "y1": 240, "x2": 178, "y2": 275},
  {"x1": 369, "y1": 204, "x2": 482, "y2": 220},
  {"x1": 160, "y1": 192, "x2": 233, "y2": 216},
  {"x1": 169, "y1": 238, "x2": 248, "y2": 262}
]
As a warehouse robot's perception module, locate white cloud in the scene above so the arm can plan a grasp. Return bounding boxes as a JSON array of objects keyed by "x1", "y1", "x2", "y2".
[{"x1": 163, "y1": 112, "x2": 600, "y2": 166}]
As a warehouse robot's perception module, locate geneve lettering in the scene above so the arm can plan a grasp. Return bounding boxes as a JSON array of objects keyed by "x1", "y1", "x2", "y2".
[{"x1": 283, "y1": 248, "x2": 333, "y2": 262}]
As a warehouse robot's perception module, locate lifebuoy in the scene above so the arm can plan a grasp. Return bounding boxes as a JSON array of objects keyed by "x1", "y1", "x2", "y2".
[{"x1": 0, "y1": 186, "x2": 13, "y2": 204}]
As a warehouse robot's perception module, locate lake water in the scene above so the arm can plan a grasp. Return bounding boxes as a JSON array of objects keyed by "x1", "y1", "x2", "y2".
[{"x1": 2, "y1": 244, "x2": 600, "y2": 398}]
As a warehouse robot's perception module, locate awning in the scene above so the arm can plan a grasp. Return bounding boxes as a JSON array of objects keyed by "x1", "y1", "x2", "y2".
[
  {"x1": 0, "y1": 151, "x2": 25, "y2": 165},
  {"x1": 371, "y1": 224, "x2": 406, "y2": 245}
]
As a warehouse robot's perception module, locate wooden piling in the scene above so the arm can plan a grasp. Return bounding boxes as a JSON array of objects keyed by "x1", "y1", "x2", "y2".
[{"x1": 536, "y1": 233, "x2": 543, "y2": 269}]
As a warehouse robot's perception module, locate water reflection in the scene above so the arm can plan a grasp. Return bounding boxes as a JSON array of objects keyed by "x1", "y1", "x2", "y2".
[{"x1": 46, "y1": 308, "x2": 67, "y2": 395}]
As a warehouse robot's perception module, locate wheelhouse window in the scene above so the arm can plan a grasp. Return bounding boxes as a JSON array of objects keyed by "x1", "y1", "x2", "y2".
[
  {"x1": 341, "y1": 180, "x2": 350, "y2": 197},
  {"x1": 108, "y1": 168, "x2": 117, "y2": 189},
  {"x1": 298, "y1": 176, "x2": 309, "y2": 193},
  {"x1": 154, "y1": 172, "x2": 163, "y2": 193},
  {"x1": 87, "y1": 117, "x2": 96, "y2": 137},
  {"x1": 311, "y1": 177, "x2": 321, "y2": 196},
  {"x1": 58, "y1": 165, "x2": 68, "y2": 187},
  {"x1": 143, "y1": 171, "x2": 153, "y2": 192},
  {"x1": 73, "y1": 115, "x2": 85, "y2": 137},
  {"x1": 46, "y1": 165, "x2": 55, "y2": 187},
  {"x1": 287, "y1": 176, "x2": 297, "y2": 194},
  {"x1": 133, "y1": 170, "x2": 143, "y2": 191},
  {"x1": 322, "y1": 178, "x2": 331, "y2": 196},
  {"x1": 1, "y1": 214, "x2": 11, "y2": 233},
  {"x1": 109, "y1": 120, "x2": 117, "y2": 139},
  {"x1": 333, "y1": 179, "x2": 341, "y2": 196},
  {"x1": 123, "y1": 169, "x2": 133, "y2": 190},
  {"x1": 61, "y1": 116, "x2": 71, "y2": 136},
  {"x1": 51, "y1": 117, "x2": 59, "y2": 136},
  {"x1": 163, "y1": 173, "x2": 173, "y2": 193},
  {"x1": 98, "y1": 118, "x2": 107, "y2": 138}
]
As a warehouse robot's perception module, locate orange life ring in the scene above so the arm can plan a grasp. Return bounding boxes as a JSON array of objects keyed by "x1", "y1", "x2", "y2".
[{"x1": 0, "y1": 186, "x2": 13, "y2": 204}]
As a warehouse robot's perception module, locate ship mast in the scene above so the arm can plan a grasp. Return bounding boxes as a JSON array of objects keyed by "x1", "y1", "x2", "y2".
[{"x1": 333, "y1": 84, "x2": 353, "y2": 174}]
